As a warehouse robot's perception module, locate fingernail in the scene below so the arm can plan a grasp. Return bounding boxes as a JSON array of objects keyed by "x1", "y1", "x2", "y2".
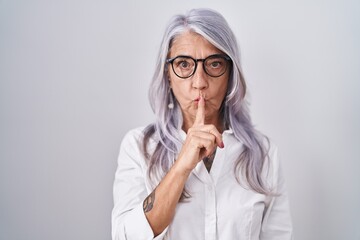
[{"x1": 220, "y1": 141, "x2": 225, "y2": 148}]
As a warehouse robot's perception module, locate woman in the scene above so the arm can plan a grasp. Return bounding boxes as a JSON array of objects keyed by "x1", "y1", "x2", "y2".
[{"x1": 112, "y1": 8, "x2": 293, "y2": 240}]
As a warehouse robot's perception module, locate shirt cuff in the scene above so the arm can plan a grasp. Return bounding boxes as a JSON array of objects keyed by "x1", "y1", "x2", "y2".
[{"x1": 124, "y1": 202, "x2": 168, "y2": 240}]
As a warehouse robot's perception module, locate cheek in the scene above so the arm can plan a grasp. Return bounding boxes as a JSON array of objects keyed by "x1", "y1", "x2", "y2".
[
  {"x1": 213, "y1": 83, "x2": 228, "y2": 108},
  {"x1": 215, "y1": 80, "x2": 229, "y2": 99},
  {"x1": 170, "y1": 81, "x2": 191, "y2": 98},
  {"x1": 171, "y1": 85, "x2": 189, "y2": 104}
]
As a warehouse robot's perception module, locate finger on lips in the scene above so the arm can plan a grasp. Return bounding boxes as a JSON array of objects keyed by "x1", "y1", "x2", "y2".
[
  {"x1": 192, "y1": 94, "x2": 224, "y2": 149},
  {"x1": 194, "y1": 94, "x2": 205, "y2": 126}
]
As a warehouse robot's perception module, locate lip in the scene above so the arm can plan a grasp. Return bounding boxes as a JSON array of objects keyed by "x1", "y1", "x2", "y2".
[{"x1": 194, "y1": 92, "x2": 207, "y2": 103}]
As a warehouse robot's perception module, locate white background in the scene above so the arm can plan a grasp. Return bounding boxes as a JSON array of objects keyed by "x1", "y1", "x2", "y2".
[{"x1": 1, "y1": 0, "x2": 359, "y2": 239}]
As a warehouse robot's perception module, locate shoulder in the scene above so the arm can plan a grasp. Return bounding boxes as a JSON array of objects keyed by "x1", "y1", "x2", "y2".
[
  {"x1": 119, "y1": 125, "x2": 159, "y2": 156},
  {"x1": 266, "y1": 138, "x2": 279, "y2": 164},
  {"x1": 118, "y1": 126, "x2": 147, "y2": 157},
  {"x1": 262, "y1": 138, "x2": 284, "y2": 191},
  {"x1": 116, "y1": 126, "x2": 150, "y2": 169},
  {"x1": 121, "y1": 127, "x2": 145, "y2": 148},
  {"x1": 121, "y1": 126, "x2": 146, "y2": 145}
]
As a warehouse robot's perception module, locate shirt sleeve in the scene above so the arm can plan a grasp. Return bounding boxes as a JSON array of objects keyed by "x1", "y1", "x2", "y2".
[
  {"x1": 111, "y1": 129, "x2": 168, "y2": 240},
  {"x1": 260, "y1": 146, "x2": 294, "y2": 240}
]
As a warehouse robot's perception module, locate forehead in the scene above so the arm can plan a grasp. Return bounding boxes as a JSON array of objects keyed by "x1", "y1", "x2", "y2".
[{"x1": 169, "y1": 31, "x2": 221, "y2": 57}]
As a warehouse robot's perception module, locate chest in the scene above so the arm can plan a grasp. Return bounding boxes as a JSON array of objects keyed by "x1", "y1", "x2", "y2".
[{"x1": 167, "y1": 160, "x2": 268, "y2": 239}]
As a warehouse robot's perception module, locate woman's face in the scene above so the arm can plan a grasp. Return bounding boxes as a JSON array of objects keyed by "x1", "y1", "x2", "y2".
[{"x1": 168, "y1": 31, "x2": 230, "y2": 127}]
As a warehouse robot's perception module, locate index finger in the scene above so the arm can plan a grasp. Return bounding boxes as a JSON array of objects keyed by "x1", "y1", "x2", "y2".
[{"x1": 193, "y1": 94, "x2": 205, "y2": 126}]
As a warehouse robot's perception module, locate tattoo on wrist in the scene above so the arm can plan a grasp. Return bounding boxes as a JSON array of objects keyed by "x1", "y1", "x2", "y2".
[{"x1": 143, "y1": 189, "x2": 156, "y2": 213}]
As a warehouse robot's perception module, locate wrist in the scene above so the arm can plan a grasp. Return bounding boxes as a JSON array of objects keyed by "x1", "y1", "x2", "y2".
[{"x1": 171, "y1": 160, "x2": 192, "y2": 178}]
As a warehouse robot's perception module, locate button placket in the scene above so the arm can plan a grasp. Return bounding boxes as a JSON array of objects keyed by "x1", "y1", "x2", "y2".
[{"x1": 204, "y1": 181, "x2": 217, "y2": 240}]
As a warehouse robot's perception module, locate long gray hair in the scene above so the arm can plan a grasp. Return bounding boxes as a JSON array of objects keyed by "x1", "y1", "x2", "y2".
[{"x1": 142, "y1": 8, "x2": 271, "y2": 195}]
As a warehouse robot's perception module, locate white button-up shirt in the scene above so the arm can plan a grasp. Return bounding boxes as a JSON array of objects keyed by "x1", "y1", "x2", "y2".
[{"x1": 112, "y1": 127, "x2": 293, "y2": 240}]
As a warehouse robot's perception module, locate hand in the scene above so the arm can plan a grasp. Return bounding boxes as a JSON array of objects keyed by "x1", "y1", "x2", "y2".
[{"x1": 175, "y1": 94, "x2": 224, "y2": 173}]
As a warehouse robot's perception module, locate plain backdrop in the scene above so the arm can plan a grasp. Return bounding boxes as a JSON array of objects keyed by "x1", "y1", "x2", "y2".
[{"x1": 1, "y1": 0, "x2": 359, "y2": 239}]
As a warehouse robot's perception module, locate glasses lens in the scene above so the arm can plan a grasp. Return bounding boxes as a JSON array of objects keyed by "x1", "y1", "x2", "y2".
[
  {"x1": 204, "y1": 56, "x2": 228, "y2": 77},
  {"x1": 172, "y1": 57, "x2": 195, "y2": 78}
]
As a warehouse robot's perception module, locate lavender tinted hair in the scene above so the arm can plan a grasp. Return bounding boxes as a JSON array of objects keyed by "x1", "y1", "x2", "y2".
[{"x1": 142, "y1": 8, "x2": 271, "y2": 195}]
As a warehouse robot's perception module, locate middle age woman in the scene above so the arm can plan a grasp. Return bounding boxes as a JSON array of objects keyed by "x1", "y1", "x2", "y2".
[{"x1": 112, "y1": 8, "x2": 293, "y2": 240}]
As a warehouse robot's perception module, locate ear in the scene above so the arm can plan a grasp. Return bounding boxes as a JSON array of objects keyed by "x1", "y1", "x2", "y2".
[
  {"x1": 168, "y1": 75, "x2": 172, "y2": 87},
  {"x1": 165, "y1": 66, "x2": 172, "y2": 85}
]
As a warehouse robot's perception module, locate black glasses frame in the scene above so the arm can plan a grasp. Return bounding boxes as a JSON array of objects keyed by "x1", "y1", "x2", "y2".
[{"x1": 166, "y1": 54, "x2": 232, "y2": 79}]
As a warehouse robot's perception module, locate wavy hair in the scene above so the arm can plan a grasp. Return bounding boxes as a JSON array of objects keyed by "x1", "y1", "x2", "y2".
[{"x1": 142, "y1": 8, "x2": 271, "y2": 195}]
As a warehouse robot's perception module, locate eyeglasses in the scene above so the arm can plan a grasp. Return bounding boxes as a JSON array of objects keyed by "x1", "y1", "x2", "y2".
[{"x1": 166, "y1": 54, "x2": 231, "y2": 79}]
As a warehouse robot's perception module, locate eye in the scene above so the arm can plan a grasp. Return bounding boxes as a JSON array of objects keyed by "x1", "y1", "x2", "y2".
[
  {"x1": 174, "y1": 57, "x2": 194, "y2": 70},
  {"x1": 210, "y1": 61, "x2": 222, "y2": 68},
  {"x1": 207, "y1": 58, "x2": 225, "y2": 69},
  {"x1": 179, "y1": 61, "x2": 191, "y2": 69}
]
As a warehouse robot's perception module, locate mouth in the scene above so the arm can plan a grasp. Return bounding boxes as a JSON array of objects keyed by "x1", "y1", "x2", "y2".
[
  {"x1": 194, "y1": 94, "x2": 206, "y2": 102},
  {"x1": 194, "y1": 92, "x2": 207, "y2": 103}
]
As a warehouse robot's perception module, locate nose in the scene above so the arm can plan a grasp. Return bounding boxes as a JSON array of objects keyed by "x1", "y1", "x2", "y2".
[{"x1": 191, "y1": 62, "x2": 208, "y2": 90}]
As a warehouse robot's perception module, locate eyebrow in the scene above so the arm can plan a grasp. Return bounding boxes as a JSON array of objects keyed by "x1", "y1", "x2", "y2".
[{"x1": 168, "y1": 53, "x2": 225, "y2": 59}]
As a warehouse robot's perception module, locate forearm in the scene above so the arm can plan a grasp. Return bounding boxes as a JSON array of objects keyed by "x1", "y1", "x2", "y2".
[
  {"x1": 143, "y1": 95, "x2": 223, "y2": 236},
  {"x1": 143, "y1": 161, "x2": 190, "y2": 236}
]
